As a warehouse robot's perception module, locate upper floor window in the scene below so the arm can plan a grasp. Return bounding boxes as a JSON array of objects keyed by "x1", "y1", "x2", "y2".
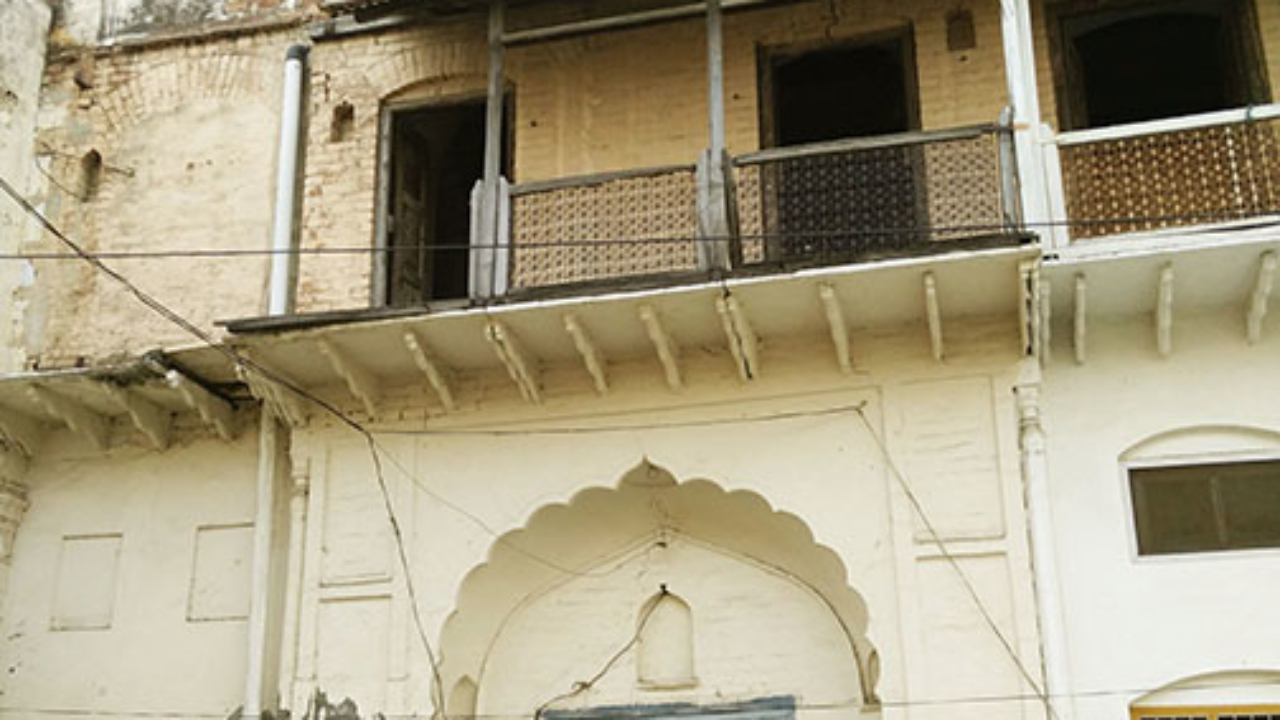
[
  {"x1": 761, "y1": 30, "x2": 920, "y2": 147},
  {"x1": 1049, "y1": 0, "x2": 1272, "y2": 130},
  {"x1": 1129, "y1": 458, "x2": 1280, "y2": 556}
]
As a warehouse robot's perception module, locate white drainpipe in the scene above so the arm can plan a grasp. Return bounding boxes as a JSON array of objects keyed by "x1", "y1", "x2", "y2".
[
  {"x1": 267, "y1": 44, "x2": 309, "y2": 316},
  {"x1": 246, "y1": 43, "x2": 309, "y2": 719}
]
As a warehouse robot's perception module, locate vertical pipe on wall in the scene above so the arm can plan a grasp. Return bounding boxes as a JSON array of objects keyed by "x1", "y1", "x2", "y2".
[
  {"x1": 247, "y1": 44, "x2": 309, "y2": 719},
  {"x1": 1015, "y1": 358, "x2": 1074, "y2": 720},
  {"x1": 267, "y1": 45, "x2": 309, "y2": 316}
]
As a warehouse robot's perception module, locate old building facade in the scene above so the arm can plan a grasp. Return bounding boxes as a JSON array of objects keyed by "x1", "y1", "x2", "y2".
[{"x1": 0, "y1": 0, "x2": 1277, "y2": 719}]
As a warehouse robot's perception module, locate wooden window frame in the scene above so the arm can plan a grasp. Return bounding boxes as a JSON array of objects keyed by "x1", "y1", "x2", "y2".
[
  {"x1": 1122, "y1": 452, "x2": 1280, "y2": 559},
  {"x1": 755, "y1": 26, "x2": 922, "y2": 149},
  {"x1": 1131, "y1": 704, "x2": 1280, "y2": 719},
  {"x1": 1044, "y1": 0, "x2": 1273, "y2": 131}
]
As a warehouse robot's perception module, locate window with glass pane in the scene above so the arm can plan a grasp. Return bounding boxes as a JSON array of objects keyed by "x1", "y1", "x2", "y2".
[{"x1": 1129, "y1": 459, "x2": 1280, "y2": 555}]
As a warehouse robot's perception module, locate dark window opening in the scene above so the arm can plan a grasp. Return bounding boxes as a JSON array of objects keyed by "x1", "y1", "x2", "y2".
[
  {"x1": 756, "y1": 32, "x2": 927, "y2": 263},
  {"x1": 384, "y1": 98, "x2": 509, "y2": 306},
  {"x1": 1054, "y1": 0, "x2": 1271, "y2": 130},
  {"x1": 1130, "y1": 458, "x2": 1280, "y2": 556},
  {"x1": 767, "y1": 34, "x2": 918, "y2": 147}
]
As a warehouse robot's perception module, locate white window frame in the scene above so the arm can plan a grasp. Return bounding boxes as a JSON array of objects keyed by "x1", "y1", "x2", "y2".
[{"x1": 1119, "y1": 447, "x2": 1280, "y2": 563}]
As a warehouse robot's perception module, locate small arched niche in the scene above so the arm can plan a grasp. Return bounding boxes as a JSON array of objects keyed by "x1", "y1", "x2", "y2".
[
  {"x1": 447, "y1": 676, "x2": 478, "y2": 719},
  {"x1": 637, "y1": 589, "x2": 695, "y2": 689}
]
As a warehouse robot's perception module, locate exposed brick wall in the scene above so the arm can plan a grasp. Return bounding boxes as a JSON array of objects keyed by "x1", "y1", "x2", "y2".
[
  {"x1": 296, "y1": 0, "x2": 1013, "y2": 314},
  {"x1": 29, "y1": 30, "x2": 298, "y2": 367}
]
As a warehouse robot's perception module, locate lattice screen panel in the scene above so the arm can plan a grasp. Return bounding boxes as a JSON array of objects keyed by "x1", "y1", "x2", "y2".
[
  {"x1": 733, "y1": 131, "x2": 1009, "y2": 266},
  {"x1": 1061, "y1": 119, "x2": 1280, "y2": 240},
  {"x1": 509, "y1": 168, "x2": 699, "y2": 289}
]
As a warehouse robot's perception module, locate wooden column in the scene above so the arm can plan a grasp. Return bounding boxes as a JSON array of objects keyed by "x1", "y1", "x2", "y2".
[
  {"x1": 697, "y1": 0, "x2": 733, "y2": 270},
  {"x1": 472, "y1": 0, "x2": 506, "y2": 299},
  {"x1": 999, "y1": 0, "x2": 1060, "y2": 245}
]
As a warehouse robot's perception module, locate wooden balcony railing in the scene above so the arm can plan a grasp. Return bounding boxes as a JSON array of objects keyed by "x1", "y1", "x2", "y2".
[
  {"x1": 494, "y1": 122, "x2": 1022, "y2": 295},
  {"x1": 733, "y1": 124, "x2": 1019, "y2": 267},
  {"x1": 507, "y1": 165, "x2": 700, "y2": 291},
  {"x1": 1057, "y1": 104, "x2": 1280, "y2": 240}
]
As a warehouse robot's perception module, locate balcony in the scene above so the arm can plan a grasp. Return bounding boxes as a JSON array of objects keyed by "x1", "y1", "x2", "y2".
[
  {"x1": 1056, "y1": 105, "x2": 1280, "y2": 241},
  {"x1": 493, "y1": 122, "x2": 1024, "y2": 299}
]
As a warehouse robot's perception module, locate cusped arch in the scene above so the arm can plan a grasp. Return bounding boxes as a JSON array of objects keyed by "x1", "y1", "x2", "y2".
[{"x1": 437, "y1": 460, "x2": 879, "y2": 716}]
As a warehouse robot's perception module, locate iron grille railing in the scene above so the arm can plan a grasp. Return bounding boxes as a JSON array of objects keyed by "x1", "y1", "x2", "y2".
[
  {"x1": 1057, "y1": 106, "x2": 1280, "y2": 240},
  {"x1": 507, "y1": 165, "x2": 700, "y2": 290},
  {"x1": 732, "y1": 124, "x2": 1019, "y2": 266}
]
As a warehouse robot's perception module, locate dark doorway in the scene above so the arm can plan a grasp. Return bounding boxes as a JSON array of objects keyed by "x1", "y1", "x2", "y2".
[
  {"x1": 1053, "y1": 0, "x2": 1271, "y2": 130},
  {"x1": 757, "y1": 32, "x2": 926, "y2": 263},
  {"x1": 384, "y1": 98, "x2": 509, "y2": 306},
  {"x1": 766, "y1": 33, "x2": 918, "y2": 146}
]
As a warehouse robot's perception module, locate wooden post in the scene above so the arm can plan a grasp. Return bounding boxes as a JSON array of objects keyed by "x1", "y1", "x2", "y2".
[
  {"x1": 698, "y1": 0, "x2": 733, "y2": 270},
  {"x1": 707, "y1": 0, "x2": 725, "y2": 159},
  {"x1": 999, "y1": 0, "x2": 1056, "y2": 244},
  {"x1": 473, "y1": 0, "x2": 506, "y2": 299}
]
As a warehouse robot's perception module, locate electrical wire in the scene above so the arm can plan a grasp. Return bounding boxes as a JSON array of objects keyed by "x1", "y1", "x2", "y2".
[
  {"x1": 0, "y1": 211, "x2": 1275, "y2": 261},
  {"x1": 0, "y1": 172, "x2": 456, "y2": 717},
  {"x1": 2, "y1": 174, "x2": 1272, "y2": 720},
  {"x1": 373, "y1": 405, "x2": 867, "y2": 437},
  {"x1": 532, "y1": 588, "x2": 665, "y2": 720},
  {"x1": 4, "y1": 678, "x2": 1280, "y2": 719},
  {"x1": 851, "y1": 405, "x2": 1062, "y2": 720}
]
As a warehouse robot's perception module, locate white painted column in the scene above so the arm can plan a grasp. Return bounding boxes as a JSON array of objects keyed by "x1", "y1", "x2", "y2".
[
  {"x1": 244, "y1": 413, "x2": 287, "y2": 718},
  {"x1": 275, "y1": 457, "x2": 310, "y2": 712},
  {"x1": 472, "y1": 0, "x2": 506, "y2": 299},
  {"x1": 1014, "y1": 358, "x2": 1074, "y2": 719},
  {"x1": 999, "y1": 0, "x2": 1059, "y2": 243}
]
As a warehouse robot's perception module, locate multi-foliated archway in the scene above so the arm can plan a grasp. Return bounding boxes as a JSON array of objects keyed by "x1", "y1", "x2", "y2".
[{"x1": 437, "y1": 460, "x2": 880, "y2": 718}]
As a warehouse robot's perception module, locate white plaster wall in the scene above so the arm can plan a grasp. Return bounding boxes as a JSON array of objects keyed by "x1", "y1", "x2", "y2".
[
  {"x1": 0, "y1": 428, "x2": 260, "y2": 718},
  {"x1": 1041, "y1": 308, "x2": 1280, "y2": 719},
  {"x1": 481, "y1": 538, "x2": 863, "y2": 718},
  {"x1": 0, "y1": 0, "x2": 51, "y2": 373},
  {"x1": 286, "y1": 322, "x2": 1045, "y2": 720}
]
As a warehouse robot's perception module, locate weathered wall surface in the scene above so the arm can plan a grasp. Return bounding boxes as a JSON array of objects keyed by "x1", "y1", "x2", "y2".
[
  {"x1": 0, "y1": 0, "x2": 52, "y2": 374},
  {"x1": 1041, "y1": 307, "x2": 1280, "y2": 719},
  {"x1": 297, "y1": 0, "x2": 1012, "y2": 314},
  {"x1": 27, "y1": 30, "x2": 300, "y2": 368},
  {"x1": 53, "y1": 0, "x2": 309, "y2": 48},
  {"x1": 0, "y1": 427, "x2": 259, "y2": 718},
  {"x1": 281, "y1": 319, "x2": 1045, "y2": 720}
]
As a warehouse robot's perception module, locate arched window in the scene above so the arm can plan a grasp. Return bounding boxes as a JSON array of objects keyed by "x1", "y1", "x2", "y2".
[
  {"x1": 1122, "y1": 426, "x2": 1280, "y2": 556},
  {"x1": 1130, "y1": 670, "x2": 1280, "y2": 719},
  {"x1": 637, "y1": 589, "x2": 695, "y2": 689}
]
